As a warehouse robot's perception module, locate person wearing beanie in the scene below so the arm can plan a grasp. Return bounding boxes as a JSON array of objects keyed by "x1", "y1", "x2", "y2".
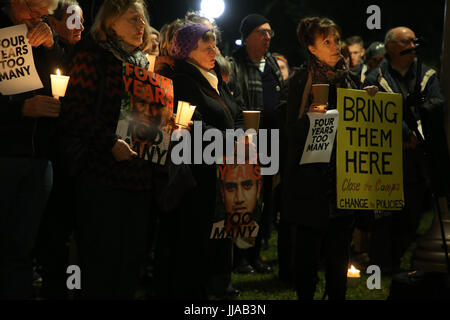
[
  {"x1": 228, "y1": 14, "x2": 287, "y2": 275},
  {"x1": 153, "y1": 22, "x2": 243, "y2": 299}
]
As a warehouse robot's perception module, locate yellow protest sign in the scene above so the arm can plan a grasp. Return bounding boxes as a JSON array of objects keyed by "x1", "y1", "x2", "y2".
[{"x1": 336, "y1": 88, "x2": 404, "y2": 211}]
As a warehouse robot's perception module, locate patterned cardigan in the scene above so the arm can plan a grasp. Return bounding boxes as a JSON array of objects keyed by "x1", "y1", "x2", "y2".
[{"x1": 59, "y1": 38, "x2": 154, "y2": 190}]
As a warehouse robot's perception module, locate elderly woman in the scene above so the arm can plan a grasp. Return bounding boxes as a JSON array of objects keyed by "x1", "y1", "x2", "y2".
[
  {"x1": 60, "y1": 0, "x2": 154, "y2": 299},
  {"x1": 283, "y1": 17, "x2": 377, "y2": 300},
  {"x1": 0, "y1": 0, "x2": 60, "y2": 299},
  {"x1": 153, "y1": 23, "x2": 242, "y2": 299}
]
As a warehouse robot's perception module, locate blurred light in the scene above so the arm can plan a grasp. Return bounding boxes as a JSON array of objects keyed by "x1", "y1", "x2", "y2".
[
  {"x1": 235, "y1": 39, "x2": 242, "y2": 46},
  {"x1": 200, "y1": 0, "x2": 225, "y2": 19}
]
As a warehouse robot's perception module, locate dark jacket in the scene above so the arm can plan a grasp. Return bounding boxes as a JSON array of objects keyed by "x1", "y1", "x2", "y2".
[
  {"x1": 282, "y1": 65, "x2": 361, "y2": 229},
  {"x1": 59, "y1": 36, "x2": 154, "y2": 190},
  {"x1": 154, "y1": 57, "x2": 244, "y2": 297},
  {"x1": 168, "y1": 59, "x2": 243, "y2": 187},
  {"x1": 364, "y1": 58, "x2": 450, "y2": 194},
  {"x1": 0, "y1": 9, "x2": 61, "y2": 159},
  {"x1": 228, "y1": 46, "x2": 287, "y2": 128}
]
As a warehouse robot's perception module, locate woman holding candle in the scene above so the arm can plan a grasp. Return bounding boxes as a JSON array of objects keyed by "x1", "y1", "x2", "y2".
[
  {"x1": 153, "y1": 23, "x2": 243, "y2": 299},
  {"x1": 283, "y1": 17, "x2": 377, "y2": 300},
  {"x1": 59, "y1": 0, "x2": 156, "y2": 299}
]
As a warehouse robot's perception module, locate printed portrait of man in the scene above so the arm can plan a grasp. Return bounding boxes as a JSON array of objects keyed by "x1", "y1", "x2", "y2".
[{"x1": 220, "y1": 164, "x2": 262, "y2": 238}]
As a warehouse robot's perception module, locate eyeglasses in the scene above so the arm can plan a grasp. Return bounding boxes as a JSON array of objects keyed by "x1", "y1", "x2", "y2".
[
  {"x1": 255, "y1": 29, "x2": 275, "y2": 38},
  {"x1": 24, "y1": 0, "x2": 49, "y2": 20},
  {"x1": 396, "y1": 37, "x2": 417, "y2": 46}
]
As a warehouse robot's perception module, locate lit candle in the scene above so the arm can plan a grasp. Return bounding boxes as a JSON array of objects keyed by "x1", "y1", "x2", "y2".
[
  {"x1": 347, "y1": 265, "x2": 361, "y2": 288},
  {"x1": 50, "y1": 68, "x2": 70, "y2": 99},
  {"x1": 347, "y1": 265, "x2": 361, "y2": 278},
  {"x1": 175, "y1": 101, "x2": 196, "y2": 128}
]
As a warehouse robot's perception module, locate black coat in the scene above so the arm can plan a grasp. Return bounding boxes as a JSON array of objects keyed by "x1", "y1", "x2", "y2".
[
  {"x1": 170, "y1": 59, "x2": 243, "y2": 213},
  {"x1": 364, "y1": 58, "x2": 450, "y2": 194},
  {"x1": 282, "y1": 65, "x2": 360, "y2": 229},
  {"x1": 0, "y1": 9, "x2": 63, "y2": 159},
  {"x1": 153, "y1": 57, "x2": 243, "y2": 298}
]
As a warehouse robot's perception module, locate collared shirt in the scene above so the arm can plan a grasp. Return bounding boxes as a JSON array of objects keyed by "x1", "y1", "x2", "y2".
[{"x1": 188, "y1": 61, "x2": 220, "y2": 95}]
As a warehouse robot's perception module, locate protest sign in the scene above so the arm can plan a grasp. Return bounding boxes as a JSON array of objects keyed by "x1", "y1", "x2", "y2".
[
  {"x1": 116, "y1": 62, "x2": 174, "y2": 165},
  {"x1": 0, "y1": 24, "x2": 43, "y2": 95},
  {"x1": 336, "y1": 88, "x2": 404, "y2": 211},
  {"x1": 300, "y1": 109, "x2": 339, "y2": 165},
  {"x1": 210, "y1": 161, "x2": 263, "y2": 249}
]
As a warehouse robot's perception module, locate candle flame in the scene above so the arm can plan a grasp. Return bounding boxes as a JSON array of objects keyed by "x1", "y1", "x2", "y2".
[
  {"x1": 56, "y1": 69, "x2": 61, "y2": 76},
  {"x1": 348, "y1": 265, "x2": 359, "y2": 272}
]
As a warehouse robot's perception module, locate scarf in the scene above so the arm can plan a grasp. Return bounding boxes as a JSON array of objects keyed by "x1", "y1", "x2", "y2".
[
  {"x1": 242, "y1": 50, "x2": 284, "y2": 110},
  {"x1": 188, "y1": 61, "x2": 219, "y2": 95},
  {"x1": 308, "y1": 52, "x2": 354, "y2": 87},
  {"x1": 298, "y1": 52, "x2": 357, "y2": 119},
  {"x1": 99, "y1": 36, "x2": 149, "y2": 69}
]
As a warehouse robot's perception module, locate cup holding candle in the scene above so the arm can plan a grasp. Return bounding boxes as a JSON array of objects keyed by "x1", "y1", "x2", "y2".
[
  {"x1": 347, "y1": 264, "x2": 361, "y2": 288},
  {"x1": 175, "y1": 100, "x2": 196, "y2": 128},
  {"x1": 50, "y1": 68, "x2": 70, "y2": 100},
  {"x1": 243, "y1": 110, "x2": 260, "y2": 143},
  {"x1": 310, "y1": 83, "x2": 329, "y2": 113}
]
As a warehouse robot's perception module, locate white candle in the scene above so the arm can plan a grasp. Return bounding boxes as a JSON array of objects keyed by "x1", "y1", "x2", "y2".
[
  {"x1": 175, "y1": 101, "x2": 196, "y2": 128},
  {"x1": 50, "y1": 68, "x2": 70, "y2": 99}
]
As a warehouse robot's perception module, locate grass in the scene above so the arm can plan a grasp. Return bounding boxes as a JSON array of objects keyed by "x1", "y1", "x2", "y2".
[
  {"x1": 232, "y1": 209, "x2": 435, "y2": 300},
  {"x1": 31, "y1": 210, "x2": 436, "y2": 300}
]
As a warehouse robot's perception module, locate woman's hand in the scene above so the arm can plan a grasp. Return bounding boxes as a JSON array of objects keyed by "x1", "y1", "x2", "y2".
[
  {"x1": 111, "y1": 139, "x2": 138, "y2": 161},
  {"x1": 308, "y1": 105, "x2": 327, "y2": 113},
  {"x1": 364, "y1": 85, "x2": 378, "y2": 97},
  {"x1": 27, "y1": 22, "x2": 54, "y2": 48}
]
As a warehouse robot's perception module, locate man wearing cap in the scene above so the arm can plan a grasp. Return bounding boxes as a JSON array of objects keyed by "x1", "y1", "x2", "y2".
[
  {"x1": 364, "y1": 26, "x2": 450, "y2": 273},
  {"x1": 228, "y1": 13, "x2": 286, "y2": 275},
  {"x1": 357, "y1": 41, "x2": 385, "y2": 83}
]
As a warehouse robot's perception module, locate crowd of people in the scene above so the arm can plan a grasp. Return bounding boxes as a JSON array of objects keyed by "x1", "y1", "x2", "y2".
[{"x1": 0, "y1": 0, "x2": 449, "y2": 300}]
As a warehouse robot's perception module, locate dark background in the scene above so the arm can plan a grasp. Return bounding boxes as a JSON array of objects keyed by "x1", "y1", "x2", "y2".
[{"x1": 81, "y1": 0, "x2": 447, "y2": 71}]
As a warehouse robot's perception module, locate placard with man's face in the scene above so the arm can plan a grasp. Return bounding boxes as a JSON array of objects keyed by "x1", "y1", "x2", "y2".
[
  {"x1": 210, "y1": 162, "x2": 263, "y2": 248},
  {"x1": 116, "y1": 62, "x2": 175, "y2": 165}
]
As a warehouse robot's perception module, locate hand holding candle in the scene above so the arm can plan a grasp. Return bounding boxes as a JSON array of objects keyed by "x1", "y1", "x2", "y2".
[{"x1": 50, "y1": 68, "x2": 70, "y2": 100}]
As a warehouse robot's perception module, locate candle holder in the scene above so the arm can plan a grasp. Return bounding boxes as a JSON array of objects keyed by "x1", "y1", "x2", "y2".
[
  {"x1": 311, "y1": 83, "x2": 329, "y2": 112},
  {"x1": 175, "y1": 101, "x2": 196, "y2": 128},
  {"x1": 347, "y1": 265, "x2": 361, "y2": 288},
  {"x1": 243, "y1": 110, "x2": 260, "y2": 144},
  {"x1": 50, "y1": 69, "x2": 70, "y2": 100}
]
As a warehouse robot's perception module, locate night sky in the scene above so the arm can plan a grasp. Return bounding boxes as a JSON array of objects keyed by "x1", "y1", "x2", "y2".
[{"x1": 82, "y1": 0, "x2": 447, "y2": 70}]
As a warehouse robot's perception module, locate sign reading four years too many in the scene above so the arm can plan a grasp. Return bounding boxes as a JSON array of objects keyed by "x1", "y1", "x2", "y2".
[
  {"x1": 336, "y1": 88, "x2": 404, "y2": 211},
  {"x1": 0, "y1": 24, "x2": 43, "y2": 95}
]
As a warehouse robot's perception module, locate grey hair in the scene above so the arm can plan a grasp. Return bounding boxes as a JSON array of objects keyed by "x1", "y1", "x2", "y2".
[
  {"x1": 24, "y1": 0, "x2": 59, "y2": 14},
  {"x1": 51, "y1": 0, "x2": 80, "y2": 20}
]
